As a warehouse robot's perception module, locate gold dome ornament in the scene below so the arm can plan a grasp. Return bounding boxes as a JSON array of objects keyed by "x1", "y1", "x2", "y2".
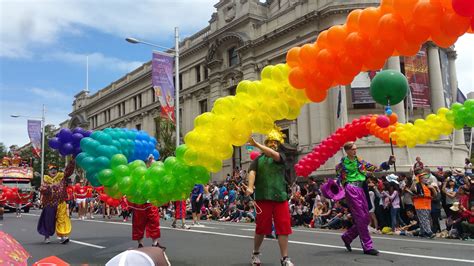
[{"x1": 265, "y1": 125, "x2": 286, "y2": 144}]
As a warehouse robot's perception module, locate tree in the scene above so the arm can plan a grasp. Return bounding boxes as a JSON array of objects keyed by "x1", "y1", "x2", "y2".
[
  {"x1": 0, "y1": 142, "x2": 7, "y2": 159},
  {"x1": 154, "y1": 116, "x2": 176, "y2": 160}
]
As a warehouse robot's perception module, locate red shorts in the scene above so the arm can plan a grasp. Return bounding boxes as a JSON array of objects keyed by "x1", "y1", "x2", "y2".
[
  {"x1": 132, "y1": 204, "x2": 161, "y2": 240},
  {"x1": 174, "y1": 200, "x2": 186, "y2": 219},
  {"x1": 255, "y1": 200, "x2": 292, "y2": 236}
]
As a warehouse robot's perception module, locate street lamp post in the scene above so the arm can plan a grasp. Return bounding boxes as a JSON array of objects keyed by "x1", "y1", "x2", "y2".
[
  {"x1": 11, "y1": 104, "x2": 46, "y2": 184},
  {"x1": 126, "y1": 27, "x2": 180, "y2": 148}
]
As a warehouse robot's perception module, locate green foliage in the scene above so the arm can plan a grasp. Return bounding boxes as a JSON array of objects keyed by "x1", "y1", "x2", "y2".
[{"x1": 154, "y1": 116, "x2": 176, "y2": 160}]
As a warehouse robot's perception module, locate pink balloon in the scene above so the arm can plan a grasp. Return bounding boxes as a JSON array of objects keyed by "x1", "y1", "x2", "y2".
[
  {"x1": 250, "y1": 151, "x2": 261, "y2": 160},
  {"x1": 376, "y1": 115, "x2": 390, "y2": 128}
]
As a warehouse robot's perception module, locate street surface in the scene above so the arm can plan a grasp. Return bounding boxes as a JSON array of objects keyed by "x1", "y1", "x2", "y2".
[{"x1": 1, "y1": 210, "x2": 473, "y2": 265}]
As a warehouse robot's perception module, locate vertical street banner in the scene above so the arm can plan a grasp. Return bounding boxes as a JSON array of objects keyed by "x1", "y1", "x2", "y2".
[
  {"x1": 404, "y1": 47, "x2": 431, "y2": 108},
  {"x1": 152, "y1": 52, "x2": 175, "y2": 122},
  {"x1": 27, "y1": 120, "x2": 42, "y2": 157},
  {"x1": 439, "y1": 49, "x2": 452, "y2": 107}
]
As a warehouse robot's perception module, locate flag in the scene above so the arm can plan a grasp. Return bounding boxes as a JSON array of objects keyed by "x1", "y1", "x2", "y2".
[
  {"x1": 152, "y1": 52, "x2": 175, "y2": 122},
  {"x1": 27, "y1": 120, "x2": 42, "y2": 157}
]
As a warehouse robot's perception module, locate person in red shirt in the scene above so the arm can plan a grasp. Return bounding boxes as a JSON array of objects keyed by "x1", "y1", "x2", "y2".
[
  {"x1": 85, "y1": 184, "x2": 95, "y2": 219},
  {"x1": 460, "y1": 204, "x2": 474, "y2": 240},
  {"x1": 66, "y1": 186, "x2": 74, "y2": 217},
  {"x1": 74, "y1": 182, "x2": 87, "y2": 220},
  {"x1": 171, "y1": 200, "x2": 190, "y2": 229},
  {"x1": 120, "y1": 196, "x2": 130, "y2": 222}
]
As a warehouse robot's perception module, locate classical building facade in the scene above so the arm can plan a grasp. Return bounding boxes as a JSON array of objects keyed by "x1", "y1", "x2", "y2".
[{"x1": 69, "y1": 0, "x2": 468, "y2": 181}]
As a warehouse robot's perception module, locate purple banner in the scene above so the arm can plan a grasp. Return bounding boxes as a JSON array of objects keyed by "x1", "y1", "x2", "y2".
[
  {"x1": 152, "y1": 52, "x2": 175, "y2": 122},
  {"x1": 27, "y1": 120, "x2": 42, "y2": 157}
]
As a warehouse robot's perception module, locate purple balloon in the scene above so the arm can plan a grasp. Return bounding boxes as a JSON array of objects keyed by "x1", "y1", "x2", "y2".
[
  {"x1": 59, "y1": 142, "x2": 74, "y2": 156},
  {"x1": 48, "y1": 137, "x2": 61, "y2": 149},
  {"x1": 71, "y1": 133, "x2": 84, "y2": 145},
  {"x1": 73, "y1": 146, "x2": 82, "y2": 156},
  {"x1": 73, "y1": 127, "x2": 86, "y2": 135},
  {"x1": 58, "y1": 128, "x2": 73, "y2": 143},
  {"x1": 83, "y1": 130, "x2": 93, "y2": 137}
]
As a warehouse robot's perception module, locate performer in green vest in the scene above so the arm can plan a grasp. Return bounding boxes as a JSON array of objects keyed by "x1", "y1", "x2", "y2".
[{"x1": 245, "y1": 126, "x2": 293, "y2": 266}]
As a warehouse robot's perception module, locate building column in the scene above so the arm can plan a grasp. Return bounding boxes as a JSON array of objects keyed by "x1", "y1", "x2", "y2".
[
  {"x1": 386, "y1": 56, "x2": 406, "y2": 123},
  {"x1": 447, "y1": 50, "x2": 465, "y2": 145},
  {"x1": 427, "y1": 43, "x2": 446, "y2": 112}
]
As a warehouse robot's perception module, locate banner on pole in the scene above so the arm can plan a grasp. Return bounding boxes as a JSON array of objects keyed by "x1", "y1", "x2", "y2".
[
  {"x1": 404, "y1": 47, "x2": 431, "y2": 108},
  {"x1": 27, "y1": 120, "x2": 42, "y2": 157},
  {"x1": 152, "y1": 52, "x2": 175, "y2": 122}
]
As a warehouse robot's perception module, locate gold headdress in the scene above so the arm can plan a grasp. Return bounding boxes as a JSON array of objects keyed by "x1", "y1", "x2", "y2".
[{"x1": 265, "y1": 125, "x2": 286, "y2": 144}]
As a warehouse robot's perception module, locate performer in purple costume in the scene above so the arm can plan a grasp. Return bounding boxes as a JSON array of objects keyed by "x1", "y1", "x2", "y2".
[{"x1": 336, "y1": 142, "x2": 379, "y2": 256}]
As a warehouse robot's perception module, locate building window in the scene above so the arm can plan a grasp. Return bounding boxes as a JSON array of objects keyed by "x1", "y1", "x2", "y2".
[
  {"x1": 179, "y1": 73, "x2": 183, "y2": 90},
  {"x1": 117, "y1": 104, "x2": 122, "y2": 116},
  {"x1": 122, "y1": 102, "x2": 126, "y2": 114},
  {"x1": 151, "y1": 88, "x2": 157, "y2": 102},
  {"x1": 229, "y1": 86, "x2": 236, "y2": 96},
  {"x1": 133, "y1": 97, "x2": 137, "y2": 110},
  {"x1": 179, "y1": 108, "x2": 183, "y2": 140},
  {"x1": 353, "y1": 103, "x2": 376, "y2": 109},
  {"x1": 138, "y1": 94, "x2": 142, "y2": 108},
  {"x1": 281, "y1": 128, "x2": 289, "y2": 144},
  {"x1": 228, "y1": 47, "x2": 238, "y2": 67},
  {"x1": 136, "y1": 124, "x2": 141, "y2": 130},
  {"x1": 195, "y1": 65, "x2": 201, "y2": 83},
  {"x1": 107, "y1": 109, "x2": 111, "y2": 122},
  {"x1": 204, "y1": 66, "x2": 209, "y2": 80},
  {"x1": 199, "y1": 99, "x2": 208, "y2": 114}
]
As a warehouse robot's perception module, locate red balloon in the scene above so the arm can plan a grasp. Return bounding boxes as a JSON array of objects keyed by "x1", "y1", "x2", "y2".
[
  {"x1": 452, "y1": 0, "x2": 474, "y2": 17},
  {"x1": 106, "y1": 197, "x2": 114, "y2": 206},
  {"x1": 250, "y1": 151, "x2": 261, "y2": 160}
]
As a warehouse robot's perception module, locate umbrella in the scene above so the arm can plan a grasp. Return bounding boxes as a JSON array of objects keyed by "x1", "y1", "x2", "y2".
[
  {"x1": 0, "y1": 230, "x2": 30, "y2": 266},
  {"x1": 33, "y1": 256, "x2": 69, "y2": 266}
]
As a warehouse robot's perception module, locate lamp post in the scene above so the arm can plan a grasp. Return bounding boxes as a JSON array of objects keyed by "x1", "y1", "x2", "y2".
[
  {"x1": 11, "y1": 104, "x2": 46, "y2": 184},
  {"x1": 126, "y1": 27, "x2": 180, "y2": 148}
]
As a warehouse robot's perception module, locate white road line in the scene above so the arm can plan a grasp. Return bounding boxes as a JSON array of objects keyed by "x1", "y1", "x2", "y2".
[
  {"x1": 199, "y1": 221, "x2": 474, "y2": 248},
  {"x1": 70, "y1": 240, "x2": 105, "y2": 249}
]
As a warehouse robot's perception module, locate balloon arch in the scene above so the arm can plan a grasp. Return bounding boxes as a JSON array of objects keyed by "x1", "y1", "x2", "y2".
[{"x1": 52, "y1": 0, "x2": 474, "y2": 205}]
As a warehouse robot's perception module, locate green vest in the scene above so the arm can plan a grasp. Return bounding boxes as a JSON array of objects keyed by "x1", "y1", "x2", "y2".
[{"x1": 254, "y1": 155, "x2": 288, "y2": 202}]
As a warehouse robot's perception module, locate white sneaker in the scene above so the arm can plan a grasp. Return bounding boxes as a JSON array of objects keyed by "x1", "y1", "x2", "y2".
[
  {"x1": 90, "y1": 215, "x2": 94, "y2": 219},
  {"x1": 181, "y1": 224, "x2": 190, "y2": 230},
  {"x1": 251, "y1": 252, "x2": 261, "y2": 265},
  {"x1": 44, "y1": 237, "x2": 50, "y2": 244},
  {"x1": 281, "y1": 257, "x2": 294, "y2": 266}
]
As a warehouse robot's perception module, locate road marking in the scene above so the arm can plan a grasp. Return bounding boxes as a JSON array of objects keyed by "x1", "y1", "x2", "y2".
[{"x1": 70, "y1": 240, "x2": 105, "y2": 249}]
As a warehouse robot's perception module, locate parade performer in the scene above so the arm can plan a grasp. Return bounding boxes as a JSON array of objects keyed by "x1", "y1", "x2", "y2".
[
  {"x1": 129, "y1": 155, "x2": 164, "y2": 249},
  {"x1": 245, "y1": 126, "x2": 294, "y2": 266},
  {"x1": 171, "y1": 199, "x2": 190, "y2": 229},
  {"x1": 37, "y1": 159, "x2": 75, "y2": 244},
  {"x1": 336, "y1": 141, "x2": 379, "y2": 255}
]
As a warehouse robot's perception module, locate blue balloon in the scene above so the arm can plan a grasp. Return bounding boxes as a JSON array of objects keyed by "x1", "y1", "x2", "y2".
[
  {"x1": 386, "y1": 108, "x2": 393, "y2": 115},
  {"x1": 153, "y1": 150, "x2": 160, "y2": 160},
  {"x1": 58, "y1": 128, "x2": 73, "y2": 143},
  {"x1": 48, "y1": 137, "x2": 61, "y2": 149},
  {"x1": 71, "y1": 133, "x2": 84, "y2": 145},
  {"x1": 83, "y1": 130, "x2": 93, "y2": 137}
]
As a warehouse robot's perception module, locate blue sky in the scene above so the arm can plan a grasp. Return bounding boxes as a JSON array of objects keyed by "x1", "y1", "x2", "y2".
[{"x1": 0, "y1": 0, "x2": 473, "y2": 149}]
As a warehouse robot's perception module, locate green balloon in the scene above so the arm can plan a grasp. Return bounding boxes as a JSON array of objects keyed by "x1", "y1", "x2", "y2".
[
  {"x1": 150, "y1": 161, "x2": 164, "y2": 168},
  {"x1": 145, "y1": 165, "x2": 166, "y2": 179},
  {"x1": 111, "y1": 154, "x2": 128, "y2": 169},
  {"x1": 118, "y1": 175, "x2": 133, "y2": 194},
  {"x1": 190, "y1": 166, "x2": 210, "y2": 184},
  {"x1": 370, "y1": 70, "x2": 408, "y2": 105},
  {"x1": 132, "y1": 166, "x2": 148, "y2": 179},
  {"x1": 175, "y1": 144, "x2": 188, "y2": 160},
  {"x1": 97, "y1": 169, "x2": 116, "y2": 186},
  {"x1": 451, "y1": 102, "x2": 463, "y2": 111},
  {"x1": 172, "y1": 162, "x2": 190, "y2": 177},
  {"x1": 127, "y1": 194, "x2": 147, "y2": 204},
  {"x1": 164, "y1": 156, "x2": 178, "y2": 172},
  {"x1": 104, "y1": 184, "x2": 122, "y2": 199},
  {"x1": 129, "y1": 160, "x2": 146, "y2": 171},
  {"x1": 113, "y1": 165, "x2": 130, "y2": 177}
]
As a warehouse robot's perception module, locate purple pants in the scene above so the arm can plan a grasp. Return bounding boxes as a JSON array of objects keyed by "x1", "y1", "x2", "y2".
[
  {"x1": 342, "y1": 184, "x2": 374, "y2": 251},
  {"x1": 37, "y1": 205, "x2": 57, "y2": 237}
]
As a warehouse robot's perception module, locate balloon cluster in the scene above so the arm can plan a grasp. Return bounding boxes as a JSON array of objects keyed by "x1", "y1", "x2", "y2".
[
  {"x1": 295, "y1": 115, "x2": 372, "y2": 177},
  {"x1": 446, "y1": 100, "x2": 474, "y2": 129},
  {"x1": 183, "y1": 64, "x2": 308, "y2": 173},
  {"x1": 48, "y1": 128, "x2": 92, "y2": 157},
  {"x1": 286, "y1": 0, "x2": 473, "y2": 103},
  {"x1": 76, "y1": 128, "x2": 160, "y2": 187},
  {"x1": 99, "y1": 193, "x2": 120, "y2": 207},
  {"x1": 96, "y1": 144, "x2": 209, "y2": 206},
  {"x1": 0, "y1": 186, "x2": 17, "y2": 201}
]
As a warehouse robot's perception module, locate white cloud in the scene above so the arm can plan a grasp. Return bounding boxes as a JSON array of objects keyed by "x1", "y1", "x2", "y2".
[
  {"x1": 0, "y1": 0, "x2": 216, "y2": 58},
  {"x1": 44, "y1": 52, "x2": 143, "y2": 73},
  {"x1": 454, "y1": 35, "x2": 474, "y2": 96}
]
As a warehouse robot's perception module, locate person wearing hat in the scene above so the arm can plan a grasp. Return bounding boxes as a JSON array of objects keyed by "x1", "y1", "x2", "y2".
[
  {"x1": 452, "y1": 168, "x2": 466, "y2": 190},
  {"x1": 37, "y1": 160, "x2": 75, "y2": 244},
  {"x1": 446, "y1": 202, "x2": 464, "y2": 238},
  {"x1": 336, "y1": 141, "x2": 379, "y2": 256},
  {"x1": 410, "y1": 169, "x2": 437, "y2": 238},
  {"x1": 245, "y1": 126, "x2": 294, "y2": 266}
]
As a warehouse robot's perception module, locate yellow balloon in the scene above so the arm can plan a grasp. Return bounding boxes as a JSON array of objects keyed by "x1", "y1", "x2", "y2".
[
  {"x1": 261, "y1": 65, "x2": 274, "y2": 80},
  {"x1": 437, "y1": 107, "x2": 449, "y2": 116},
  {"x1": 236, "y1": 80, "x2": 252, "y2": 95}
]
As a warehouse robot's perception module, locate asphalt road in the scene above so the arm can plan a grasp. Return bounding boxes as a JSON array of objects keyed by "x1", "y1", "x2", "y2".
[{"x1": 1, "y1": 210, "x2": 473, "y2": 266}]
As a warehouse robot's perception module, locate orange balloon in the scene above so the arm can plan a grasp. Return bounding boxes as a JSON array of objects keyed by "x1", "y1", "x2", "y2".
[
  {"x1": 316, "y1": 31, "x2": 329, "y2": 49},
  {"x1": 432, "y1": 0, "x2": 453, "y2": 10},
  {"x1": 413, "y1": 0, "x2": 443, "y2": 28},
  {"x1": 370, "y1": 38, "x2": 395, "y2": 59},
  {"x1": 344, "y1": 32, "x2": 370, "y2": 61},
  {"x1": 286, "y1": 47, "x2": 301, "y2": 68},
  {"x1": 338, "y1": 55, "x2": 362, "y2": 77},
  {"x1": 404, "y1": 22, "x2": 430, "y2": 45},
  {"x1": 304, "y1": 87, "x2": 328, "y2": 103},
  {"x1": 440, "y1": 12, "x2": 471, "y2": 37},
  {"x1": 378, "y1": 13, "x2": 405, "y2": 41},
  {"x1": 311, "y1": 71, "x2": 333, "y2": 91},
  {"x1": 430, "y1": 27, "x2": 459, "y2": 48},
  {"x1": 327, "y1": 25, "x2": 348, "y2": 51},
  {"x1": 393, "y1": 0, "x2": 418, "y2": 22},
  {"x1": 288, "y1": 67, "x2": 308, "y2": 89},
  {"x1": 335, "y1": 73, "x2": 355, "y2": 86},
  {"x1": 363, "y1": 55, "x2": 386, "y2": 71},
  {"x1": 299, "y1": 44, "x2": 319, "y2": 70},
  {"x1": 395, "y1": 38, "x2": 421, "y2": 57},
  {"x1": 380, "y1": 0, "x2": 395, "y2": 13},
  {"x1": 388, "y1": 113, "x2": 398, "y2": 125},
  {"x1": 316, "y1": 49, "x2": 336, "y2": 73},
  {"x1": 358, "y1": 7, "x2": 383, "y2": 38},
  {"x1": 346, "y1": 9, "x2": 362, "y2": 32}
]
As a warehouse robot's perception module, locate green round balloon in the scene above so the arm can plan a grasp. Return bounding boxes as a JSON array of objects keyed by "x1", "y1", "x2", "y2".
[
  {"x1": 129, "y1": 160, "x2": 146, "y2": 171},
  {"x1": 131, "y1": 166, "x2": 147, "y2": 179},
  {"x1": 370, "y1": 70, "x2": 408, "y2": 105},
  {"x1": 97, "y1": 169, "x2": 116, "y2": 186},
  {"x1": 175, "y1": 144, "x2": 188, "y2": 160},
  {"x1": 110, "y1": 154, "x2": 128, "y2": 169},
  {"x1": 113, "y1": 164, "x2": 130, "y2": 177}
]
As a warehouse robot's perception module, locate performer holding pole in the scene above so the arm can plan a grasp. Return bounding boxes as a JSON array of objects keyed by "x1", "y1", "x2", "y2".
[
  {"x1": 37, "y1": 159, "x2": 75, "y2": 244},
  {"x1": 245, "y1": 126, "x2": 294, "y2": 266},
  {"x1": 336, "y1": 142, "x2": 379, "y2": 255}
]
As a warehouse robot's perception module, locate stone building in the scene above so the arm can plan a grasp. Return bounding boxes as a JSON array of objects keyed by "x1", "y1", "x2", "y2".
[{"x1": 69, "y1": 0, "x2": 468, "y2": 181}]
